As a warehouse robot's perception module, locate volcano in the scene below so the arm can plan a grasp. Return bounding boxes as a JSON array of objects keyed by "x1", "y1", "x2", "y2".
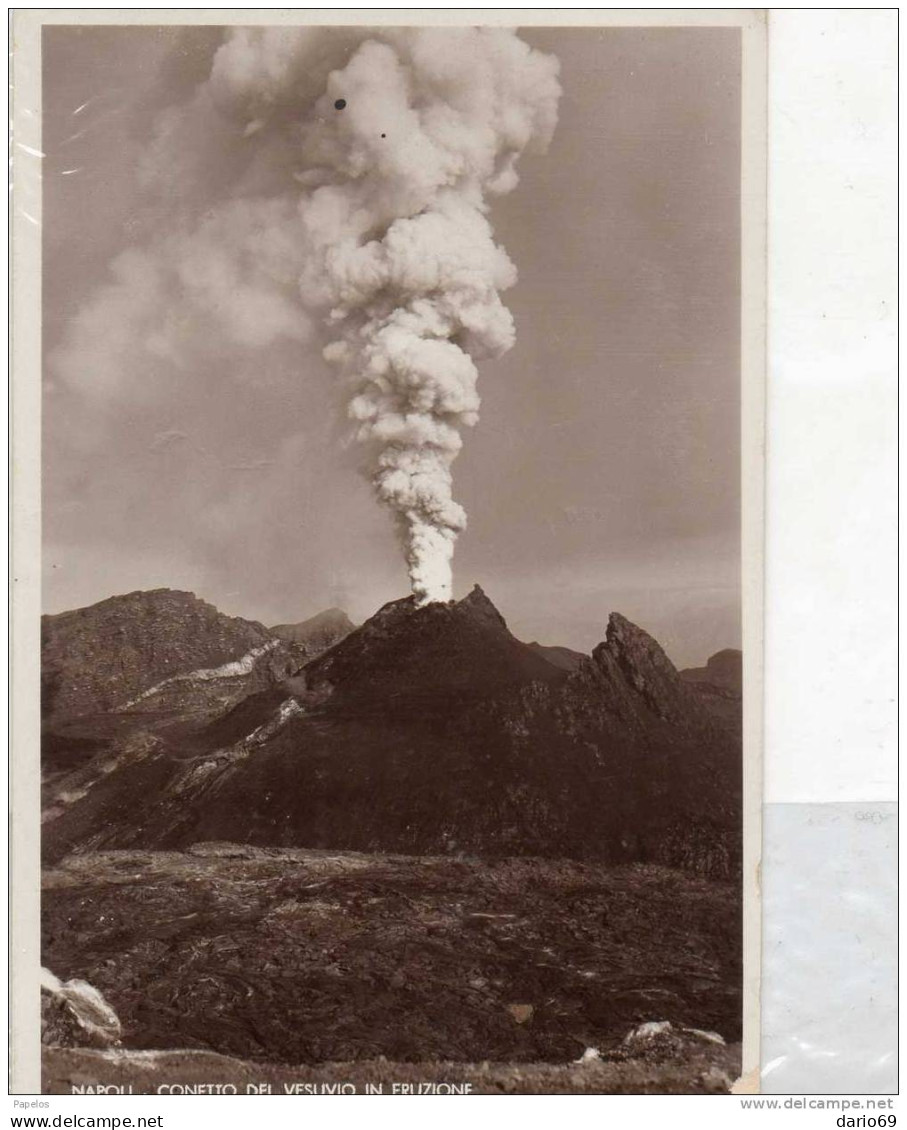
[
  {"x1": 42, "y1": 585, "x2": 740, "y2": 875},
  {"x1": 295, "y1": 585, "x2": 566, "y2": 701}
]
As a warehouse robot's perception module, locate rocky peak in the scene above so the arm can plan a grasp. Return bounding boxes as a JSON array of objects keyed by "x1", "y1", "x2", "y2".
[
  {"x1": 456, "y1": 584, "x2": 509, "y2": 632},
  {"x1": 588, "y1": 612, "x2": 694, "y2": 724},
  {"x1": 299, "y1": 584, "x2": 563, "y2": 699},
  {"x1": 603, "y1": 612, "x2": 680, "y2": 682}
]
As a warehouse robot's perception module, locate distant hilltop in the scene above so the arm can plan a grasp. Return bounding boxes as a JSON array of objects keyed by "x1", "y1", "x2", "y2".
[
  {"x1": 680, "y1": 649, "x2": 742, "y2": 694},
  {"x1": 269, "y1": 608, "x2": 355, "y2": 650}
]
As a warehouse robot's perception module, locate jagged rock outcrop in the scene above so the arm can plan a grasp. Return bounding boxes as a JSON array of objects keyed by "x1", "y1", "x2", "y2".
[
  {"x1": 43, "y1": 586, "x2": 740, "y2": 876},
  {"x1": 41, "y1": 968, "x2": 121, "y2": 1049}
]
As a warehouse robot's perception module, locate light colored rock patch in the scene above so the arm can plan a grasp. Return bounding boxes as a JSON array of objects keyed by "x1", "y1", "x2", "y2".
[
  {"x1": 623, "y1": 1020, "x2": 673, "y2": 1044},
  {"x1": 123, "y1": 640, "x2": 279, "y2": 707},
  {"x1": 42, "y1": 968, "x2": 122, "y2": 1046},
  {"x1": 97, "y1": 1048, "x2": 216, "y2": 1065},
  {"x1": 171, "y1": 698, "x2": 305, "y2": 796},
  {"x1": 245, "y1": 698, "x2": 306, "y2": 746}
]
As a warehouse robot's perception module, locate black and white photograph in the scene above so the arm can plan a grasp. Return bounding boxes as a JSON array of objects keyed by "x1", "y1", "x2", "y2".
[{"x1": 20, "y1": 12, "x2": 767, "y2": 1098}]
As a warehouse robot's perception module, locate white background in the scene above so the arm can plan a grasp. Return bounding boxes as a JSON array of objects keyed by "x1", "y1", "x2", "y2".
[{"x1": 764, "y1": 8, "x2": 897, "y2": 804}]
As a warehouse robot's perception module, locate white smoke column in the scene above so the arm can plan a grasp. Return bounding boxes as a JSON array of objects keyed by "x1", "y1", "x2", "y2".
[{"x1": 213, "y1": 27, "x2": 561, "y2": 604}]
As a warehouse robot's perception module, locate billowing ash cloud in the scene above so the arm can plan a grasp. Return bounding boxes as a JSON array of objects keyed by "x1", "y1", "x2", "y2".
[{"x1": 52, "y1": 27, "x2": 561, "y2": 605}]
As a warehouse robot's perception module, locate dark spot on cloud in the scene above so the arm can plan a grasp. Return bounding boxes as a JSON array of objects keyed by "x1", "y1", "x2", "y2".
[
  {"x1": 334, "y1": 99, "x2": 346, "y2": 111},
  {"x1": 381, "y1": 133, "x2": 386, "y2": 138}
]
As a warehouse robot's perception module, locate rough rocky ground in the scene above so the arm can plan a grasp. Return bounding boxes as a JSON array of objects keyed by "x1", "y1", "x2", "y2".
[{"x1": 43, "y1": 846, "x2": 741, "y2": 1090}]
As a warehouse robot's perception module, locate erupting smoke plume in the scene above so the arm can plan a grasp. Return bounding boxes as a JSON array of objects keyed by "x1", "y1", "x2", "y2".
[
  {"x1": 246, "y1": 27, "x2": 562, "y2": 603},
  {"x1": 52, "y1": 26, "x2": 561, "y2": 605}
]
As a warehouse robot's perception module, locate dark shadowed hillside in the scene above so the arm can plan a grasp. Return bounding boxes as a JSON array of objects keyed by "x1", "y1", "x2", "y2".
[
  {"x1": 679, "y1": 649, "x2": 743, "y2": 736},
  {"x1": 298, "y1": 586, "x2": 566, "y2": 699},
  {"x1": 527, "y1": 641, "x2": 587, "y2": 672}
]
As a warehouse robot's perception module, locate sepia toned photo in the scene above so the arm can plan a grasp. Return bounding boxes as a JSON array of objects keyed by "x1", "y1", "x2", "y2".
[{"x1": 15, "y1": 11, "x2": 766, "y2": 1097}]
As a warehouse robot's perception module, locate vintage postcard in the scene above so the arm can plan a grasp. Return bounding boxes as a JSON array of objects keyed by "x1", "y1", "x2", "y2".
[{"x1": 11, "y1": 9, "x2": 766, "y2": 1097}]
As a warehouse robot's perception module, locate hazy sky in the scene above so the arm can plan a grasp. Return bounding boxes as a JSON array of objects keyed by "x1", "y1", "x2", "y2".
[{"x1": 42, "y1": 25, "x2": 741, "y2": 666}]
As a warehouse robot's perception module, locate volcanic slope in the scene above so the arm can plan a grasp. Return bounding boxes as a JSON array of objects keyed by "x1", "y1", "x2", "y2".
[{"x1": 43, "y1": 586, "x2": 740, "y2": 874}]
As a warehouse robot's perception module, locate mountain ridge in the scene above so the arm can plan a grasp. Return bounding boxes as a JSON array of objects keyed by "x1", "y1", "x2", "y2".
[{"x1": 42, "y1": 584, "x2": 741, "y2": 877}]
